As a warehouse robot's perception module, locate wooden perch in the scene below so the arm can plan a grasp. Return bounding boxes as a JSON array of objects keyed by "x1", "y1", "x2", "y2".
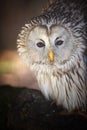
[{"x1": 0, "y1": 85, "x2": 87, "y2": 130}]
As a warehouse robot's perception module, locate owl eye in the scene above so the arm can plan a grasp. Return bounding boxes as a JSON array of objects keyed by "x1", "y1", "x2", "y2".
[
  {"x1": 55, "y1": 40, "x2": 64, "y2": 46},
  {"x1": 36, "y1": 42, "x2": 45, "y2": 48}
]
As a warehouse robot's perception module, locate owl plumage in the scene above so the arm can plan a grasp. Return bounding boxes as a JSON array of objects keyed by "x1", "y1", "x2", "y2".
[{"x1": 17, "y1": 0, "x2": 87, "y2": 111}]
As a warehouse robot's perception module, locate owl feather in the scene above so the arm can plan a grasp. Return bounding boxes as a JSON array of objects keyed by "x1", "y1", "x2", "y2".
[{"x1": 17, "y1": 0, "x2": 87, "y2": 111}]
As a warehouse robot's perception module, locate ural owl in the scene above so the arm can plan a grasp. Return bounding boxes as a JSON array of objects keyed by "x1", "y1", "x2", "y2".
[{"x1": 17, "y1": 0, "x2": 87, "y2": 111}]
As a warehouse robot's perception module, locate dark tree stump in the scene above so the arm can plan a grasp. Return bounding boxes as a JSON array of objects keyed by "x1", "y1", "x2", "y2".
[{"x1": 0, "y1": 85, "x2": 87, "y2": 130}]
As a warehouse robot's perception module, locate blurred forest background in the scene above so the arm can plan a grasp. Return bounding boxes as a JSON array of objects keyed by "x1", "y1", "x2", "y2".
[{"x1": 0, "y1": 0, "x2": 48, "y2": 89}]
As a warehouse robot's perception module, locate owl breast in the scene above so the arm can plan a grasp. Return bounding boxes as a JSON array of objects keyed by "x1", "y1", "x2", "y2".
[{"x1": 32, "y1": 56, "x2": 87, "y2": 111}]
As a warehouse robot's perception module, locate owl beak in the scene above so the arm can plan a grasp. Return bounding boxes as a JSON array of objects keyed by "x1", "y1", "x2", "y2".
[{"x1": 49, "y1": 50, "x2": 54, "y2": 62}]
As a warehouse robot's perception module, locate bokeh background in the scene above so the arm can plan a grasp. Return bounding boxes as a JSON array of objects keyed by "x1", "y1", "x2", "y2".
[{"x1": 0, "y1": 0, "x2": 48, "y2": 89}]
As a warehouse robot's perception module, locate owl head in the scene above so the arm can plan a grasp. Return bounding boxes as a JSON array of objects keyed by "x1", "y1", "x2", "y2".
[{"x1": 17, "y1": 0, "x2": 86, "y2": 73}]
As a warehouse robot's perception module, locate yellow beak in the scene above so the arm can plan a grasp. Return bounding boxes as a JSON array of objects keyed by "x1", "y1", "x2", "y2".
[{"x1": 49, "y1": 50, "x2": 54, "y2": 62}]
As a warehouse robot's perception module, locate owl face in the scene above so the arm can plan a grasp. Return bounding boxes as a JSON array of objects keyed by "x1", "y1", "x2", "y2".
[{"x1": 26, "y1": 25, "x2": 74, "y2": 66}]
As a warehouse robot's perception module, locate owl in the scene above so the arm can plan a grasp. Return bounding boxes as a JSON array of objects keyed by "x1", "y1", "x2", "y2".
[{"x1": 17, "y1": 0, "x2": 87, "y2": 111}]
